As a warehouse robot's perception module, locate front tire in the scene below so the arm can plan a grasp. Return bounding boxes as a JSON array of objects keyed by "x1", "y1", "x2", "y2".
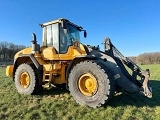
[
  {"x1": 68, "y1": 60, "x2": 113, "y2": 108},
  {"x1": 14, "y1": 63, "x2": 41, "y2": 95}
]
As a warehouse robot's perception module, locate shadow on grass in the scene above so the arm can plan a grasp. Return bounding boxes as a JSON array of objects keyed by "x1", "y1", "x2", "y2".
[
  {"x1": 38, "y1": 80, "x2": 160, "y2": 108},
  {"x1": 106, "y1": 80, "x2": 160, "y2": 108},
  {"x1": 40, "y1": 86, "x2": 69, "y2": 96}
]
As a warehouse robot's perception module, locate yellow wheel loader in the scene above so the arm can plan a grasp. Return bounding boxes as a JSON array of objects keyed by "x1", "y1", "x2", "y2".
[{"x1": 6, "y1": 18, "x2": 152, "y2": 108}]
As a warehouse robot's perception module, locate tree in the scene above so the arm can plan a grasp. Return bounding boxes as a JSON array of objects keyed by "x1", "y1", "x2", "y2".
[
  {"x1": 136, "y1": 52, "x2": 160, "y2": 64},
  {"x1": 0, "y1": 41, "x2": 8, "y2": 61},
  {"x1": 0, "y1": 41, "x2": 26, "y2": 64}
]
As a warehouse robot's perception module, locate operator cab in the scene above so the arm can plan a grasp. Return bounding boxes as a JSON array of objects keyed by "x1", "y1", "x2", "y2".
[{"x1": 40, "y1": 18, "x2": 86, "y2": 54}]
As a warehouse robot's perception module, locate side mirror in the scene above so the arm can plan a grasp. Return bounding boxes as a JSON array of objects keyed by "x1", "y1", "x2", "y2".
[
  {"x1": 62, "y1": 21, "x2": 67, "y2": 29},
  {"x1": 84, "y1": 30, "x2": 87, "y2": 38}
]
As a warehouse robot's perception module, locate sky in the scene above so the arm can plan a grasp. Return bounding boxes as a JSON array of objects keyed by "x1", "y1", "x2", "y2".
[{"x1": 0, "y1": 0, "x2": 160, "y2": 56}]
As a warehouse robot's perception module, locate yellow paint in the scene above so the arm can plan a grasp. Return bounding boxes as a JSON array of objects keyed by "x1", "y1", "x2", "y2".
[
  {"x1": 78, "y1": 73, "x2": 98, "y2": 96},
  {"x1": 34, "y1": 53, "x2": 47, "y2": 65},
  {"x1": 19, "y1": 72, "x2": 30, "y2": 88},
  {"x1": 53, "y1": 63, "x2": 61, "y2": 70},
  {"x1": 41, "y1": 47, "x2": 59, "y2": 60},
  {"x1": 6, "y1": 65, "x2": 14, "y2": 77},
  {"x1": 36, "y1": 44, "x2": 87, "y2": 84},
  {"x1": 37, "y1": 44, "x2": 87, "y2": 84},
  {"x1": 40, "y1": 44, "x2": 87, "y2": 61},
  {"x1": 42, "y1": 62, "x2": 67, "y2": 84},
  {"x1": 14, "y1": 47, "x2": 32, "y2": 60},
  {"x1": 58, "y1": 44, "x2": 87, "y2": 60},
  {"x1": 51, "y1": 63, "x2": 67, "y2": 84},
  {"x1": 43, "y1": 63, "x2": 61, "y2": 71}
]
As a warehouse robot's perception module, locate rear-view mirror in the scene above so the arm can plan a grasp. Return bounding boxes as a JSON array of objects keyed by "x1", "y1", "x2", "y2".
[{"x1": 84, "y1": 30, "x2": 87, "y2": 38}]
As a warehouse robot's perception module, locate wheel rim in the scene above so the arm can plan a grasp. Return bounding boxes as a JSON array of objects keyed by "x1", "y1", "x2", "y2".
[
  {"x1": 78, "y1": 73, "x2": 98, "y2": 96},
  {"x1": 20, "y1": 72, "x2": 30, "y2": 88}
]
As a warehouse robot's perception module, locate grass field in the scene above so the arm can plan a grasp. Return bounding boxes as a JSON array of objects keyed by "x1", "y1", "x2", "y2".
[{"x1": 0, "y1": 65, "x2": 160, "y2": 120}]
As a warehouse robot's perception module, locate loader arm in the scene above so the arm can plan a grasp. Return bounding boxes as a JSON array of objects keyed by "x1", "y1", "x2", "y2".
[{"x1": 103, "y1": 38, "x2": 152, "y2": 98}]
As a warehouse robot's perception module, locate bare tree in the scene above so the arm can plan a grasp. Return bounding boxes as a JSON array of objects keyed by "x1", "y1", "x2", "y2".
[
  {"x1": 136, "y1": 52, "x2": 160, "y2": 64},
  {"x1": 0, "y1": 41, "x2": 26, "y2": 64},
  {"x1": 0, "y1": 41, "x2": 8, "y2": 61}
]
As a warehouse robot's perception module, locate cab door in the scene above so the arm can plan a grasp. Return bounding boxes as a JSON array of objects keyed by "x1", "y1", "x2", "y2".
[
  {"x1": 59, "y1": 23, "x2": 74, "y2": 60},
  {"x1": 42, "y1": 23, "x2": 59, "y2": 60}
]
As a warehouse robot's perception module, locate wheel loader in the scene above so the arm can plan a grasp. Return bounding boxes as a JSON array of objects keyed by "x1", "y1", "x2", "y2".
[{"x1": 6, "y1": 18, "x2": 152, "y2": 108}]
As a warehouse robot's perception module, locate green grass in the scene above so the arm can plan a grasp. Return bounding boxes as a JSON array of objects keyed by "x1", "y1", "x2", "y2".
[{"x1": 0, "y1": 65, "x2": 160, "y2": 120}]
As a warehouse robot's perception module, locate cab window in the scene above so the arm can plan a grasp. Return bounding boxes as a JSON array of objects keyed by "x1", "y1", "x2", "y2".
[
  {"x1": 45, "y1": 23, "x2": 59, "y2": 52},
  {"x1": 59, "y1": 25, "x2": 71, "y2": 53}
]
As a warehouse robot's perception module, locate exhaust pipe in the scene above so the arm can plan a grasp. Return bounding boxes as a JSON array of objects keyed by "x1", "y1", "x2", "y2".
[{"x1": 31, "y1": 33, "x2": 40, "y2": 54}]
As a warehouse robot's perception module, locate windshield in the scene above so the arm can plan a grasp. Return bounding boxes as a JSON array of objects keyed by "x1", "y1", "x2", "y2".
[{"x1": 67, "y1": 24, "x2": 80, "y2": 43}]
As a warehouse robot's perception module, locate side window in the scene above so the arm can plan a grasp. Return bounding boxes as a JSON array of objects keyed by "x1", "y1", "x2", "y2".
[
  {"x1": 52, "y1": 24, "x2": 59, "y2": 52},
  {"x1": 46, "y1": 24, "x2": 59, "y2": 52},
  {"x1": 46, "y1": 25, "x2": 52, "y2": 46},
  {"x1": 59, "y1": 25, "x2": 71, "y2": 53}
]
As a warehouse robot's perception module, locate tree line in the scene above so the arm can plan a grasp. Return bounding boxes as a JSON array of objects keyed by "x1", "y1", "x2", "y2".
[
  {"x1": 0, "y1": 41, "x2": 26, "y2": 64},
  {"x1": 129, "y1": 52, "x2": 160, "y2": 64}
]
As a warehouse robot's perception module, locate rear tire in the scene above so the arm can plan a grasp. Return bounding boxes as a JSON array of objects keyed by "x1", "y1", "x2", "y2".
[
  {"x1": 68, "y1": 60, "x2": 113, "y2": 108},
  {"x1": 14, "y1": 63, "x2": 42, "y2": 95}
]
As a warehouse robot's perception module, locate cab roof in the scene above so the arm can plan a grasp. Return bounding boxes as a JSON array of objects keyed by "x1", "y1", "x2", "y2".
[{"x1": 40, "y1": 18, "x2": 83, "y2": 29}]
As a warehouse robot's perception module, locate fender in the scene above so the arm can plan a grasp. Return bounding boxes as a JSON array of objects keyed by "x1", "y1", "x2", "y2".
[
  {"x1": 13, "y1": 54, "x2": 43, "y2": 85},
  {"x1": 66, "y1": 55, "x2": 96, "y2": 89},
  {"x1": 14, "y1": 54, "x2": 40, "y2": 69}
]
